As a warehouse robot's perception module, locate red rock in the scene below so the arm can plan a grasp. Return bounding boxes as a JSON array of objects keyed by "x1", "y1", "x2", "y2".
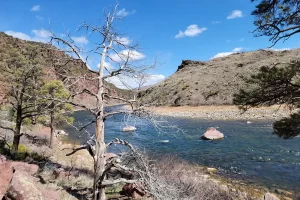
[
  {"x1": 11, "y1": 162, "x2": 39, "y2": 175},
  {"x1": 8, "y1": 171, "x2": 60, "y2": 200},
  {"x1": 122, "y1": 182, "x2": 146, "y2": 199},
  {"x1": 105, "y1": 153, "x2": 117, "y2": 161},
  {"x1": 0, "y1": 162, "x2": 14, "y2": 199},
  {"x1": 201, "y1": 127, "x2": 224, "y2": 140}
]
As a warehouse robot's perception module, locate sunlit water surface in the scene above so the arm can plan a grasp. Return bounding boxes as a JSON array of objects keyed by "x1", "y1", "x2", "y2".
[{"x1": 60, "y1": 108, "x2": 300, "y2": 191}]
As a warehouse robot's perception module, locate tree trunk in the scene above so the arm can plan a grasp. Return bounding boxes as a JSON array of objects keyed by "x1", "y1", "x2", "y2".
[
  {"x1": 49, "y1": 110, "x2": 55, "y2": 148},
  {"x1": 11, "y1": 106, "x2": 23, "y2": 157},
  {"x1": 93, "y1": 118, "x2": 106, "y2": 200}
]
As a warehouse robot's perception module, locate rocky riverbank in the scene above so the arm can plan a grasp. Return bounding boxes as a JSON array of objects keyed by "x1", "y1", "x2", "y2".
[{"x1": 149, "y1": 105, "x2": 295, "y2": 120}]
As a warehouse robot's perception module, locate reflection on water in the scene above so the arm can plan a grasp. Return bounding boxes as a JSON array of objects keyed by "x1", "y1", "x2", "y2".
[{"x1": 60, "y1": 109, "x2": 300, "y2": 191}]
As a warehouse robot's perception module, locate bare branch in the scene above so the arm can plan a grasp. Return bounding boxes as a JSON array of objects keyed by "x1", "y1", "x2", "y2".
[{"x1": 101, "y1": 178, "x2": 139, "y2": 187}]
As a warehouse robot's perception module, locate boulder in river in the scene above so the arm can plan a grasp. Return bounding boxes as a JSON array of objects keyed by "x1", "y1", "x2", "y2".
[
  {"x1": 122, "y1": 126, "x2": 137, "y2": 132},
  {"x1": 201, "y1": 127, "x2": 224, "y2": 140}
]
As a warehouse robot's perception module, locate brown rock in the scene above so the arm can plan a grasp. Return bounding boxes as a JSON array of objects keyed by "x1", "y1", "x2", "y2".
[
  {"x1": 7, "y1": 171, "x2": 60, "y2": 200},
  {"x1": 105, "y1": 153, "x2": 117, "y2": 161},
  {"x1": 122, "y1": 182, "x2": 146, "y2": 199},
  {"x1": 0, "y1": 162, "x2": 14, "y2": 199},
  {"x1": 11, "y1": 162, "x2": 39, "y2": 175},
  {"x1": 201, "y1": 127, "x2": 224, "y2": 140},
  {"x1": 264, "y1": 192, "x2": 280, "y2": 200}
]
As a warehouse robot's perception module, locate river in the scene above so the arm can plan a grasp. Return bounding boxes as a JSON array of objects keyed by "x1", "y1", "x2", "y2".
[{"x1": 60, "y1": 108, "x2": 300, "y2": 191}]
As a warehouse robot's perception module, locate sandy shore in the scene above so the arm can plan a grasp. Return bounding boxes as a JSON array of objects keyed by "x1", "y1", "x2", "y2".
[{"x1": 148, "y1": 105, "x2": 296, "y2": 120}]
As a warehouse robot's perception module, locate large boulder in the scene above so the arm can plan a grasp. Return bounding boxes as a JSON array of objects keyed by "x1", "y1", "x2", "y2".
[
  {"x1": 122, "y1": 126, "x2": 136, "y2": 132},
  {"x1": 7, "y1": 171, "x2": 60, "y2": 200},
  {"x1": 11, "y1": 162, "x2": 39, "y2": 176},
  {"x1": 201, "y1": 127, "x2": 224, "y2": 140},
  {"x1": 121, "y1": 182, "x2": 146, "y2": 199},
  {"x1": 0, "y1": 162, "x2": 14, "y2": 199}
]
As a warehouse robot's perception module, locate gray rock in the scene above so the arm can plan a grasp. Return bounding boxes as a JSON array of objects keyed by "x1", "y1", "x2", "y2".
[
  {"x1": 201, "y1": 127, "x2": 224, "y2": 140},
  {"x1": 122, "y1": 126, "x2": 136, "y2": 132},
  {"x1": 264, "y1": 192, "x2": 280, "y2": 200}
]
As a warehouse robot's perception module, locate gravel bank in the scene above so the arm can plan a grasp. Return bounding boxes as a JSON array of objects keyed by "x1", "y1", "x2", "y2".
[{"x1": 149, "y1": 105, "x2": 296, "y2": 120}]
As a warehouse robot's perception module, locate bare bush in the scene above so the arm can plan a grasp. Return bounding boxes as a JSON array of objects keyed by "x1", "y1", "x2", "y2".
[{"x1": 121, "y1": 152, "x2": 254, "y2": 200}]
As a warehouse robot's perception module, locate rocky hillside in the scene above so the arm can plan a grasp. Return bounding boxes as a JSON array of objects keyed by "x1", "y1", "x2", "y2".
[
  {"x1": 0, "y1": 32, "x2": 133, "y2": 106},
  {"x1": 139, "y1": 49, "x2": 300, "y2": 106}
]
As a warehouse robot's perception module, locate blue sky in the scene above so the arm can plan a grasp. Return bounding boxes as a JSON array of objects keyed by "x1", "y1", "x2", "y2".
[{"x1": 1, "y1": 0, "x2": 299, "y2": 88}]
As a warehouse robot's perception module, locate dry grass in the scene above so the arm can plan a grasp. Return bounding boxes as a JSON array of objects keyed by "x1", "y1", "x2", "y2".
[
  {"x1": 139, "y1": 49, "x2": 300, "y2": 106},
  {"x1": 146, "y1": 156, "x2": 257, "y2": 200}
]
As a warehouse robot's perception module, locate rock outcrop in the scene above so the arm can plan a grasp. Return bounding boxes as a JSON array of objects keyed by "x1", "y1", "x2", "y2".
[
  {"x1": 0, "y1": 162, "x2": 14, "y2": 199},
  {"x1": 201, "y1": 127, "x2": 224, "y2": 140},
  {"x1": 121, "y1": 182, "x2": 147, "y2": 199},
  {"x1": 0, "y1": 155, "x2": 60, "y2": 200}
]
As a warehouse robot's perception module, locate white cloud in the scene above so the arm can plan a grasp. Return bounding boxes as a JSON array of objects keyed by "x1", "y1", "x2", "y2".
[
  {"x1": 4, "y1": 31, "x2": 31, "y2": 41},
  {"x1": 31, "y1": 5, "x2": 40, "y2": 12},
  {"x1": 175, "y1": 24, "x2": 207, "y2": 39},
  {"x1": 97, "y1": 61, "x2": 114, "y2": 70},
  {"x1": 211, "y1": 21, "x2": 222, "y2": 24},
  {"x1": 211, "y1": 52, "x2": 235, "y2": 59},
  {"x1": 227, "y1": 10, "x2": 243, "y2": 19},
  {"x1": 115, "y1": 36, "x2": 131, "y2": 46},
  {"x1": 106, "y1": 74, "x2": 165, "y2": 89},
  {"x1": 71, "y1": 36, "x2": 89, "y2": 45},
  {"x1": 110, "y1": 50, "x2": 145, "y2": 63},
  {"x1": 116, "y1": 8, "x2": 135, "y2": 17},
  {"x1": 36, "y1": 15, "x2": 43, "y2": 20},
  {"x1": 211, "y1": 47, "x2": 243, "y2": 59},
  {"x1": 116, "y1": 8, "x2": 129, "y2": 17},
  {"x1": 32, "y1": 29, "x2": 51, "y2": 38},
  {"x1": 232, "y1": 47, "x2": 243, "y2": 52},
  {"x1": 5, "y1": 29, "x2": 51, "y2": 43},
  {"x1": 268, "y1": 48, "x2": 291, "y2": 51}
]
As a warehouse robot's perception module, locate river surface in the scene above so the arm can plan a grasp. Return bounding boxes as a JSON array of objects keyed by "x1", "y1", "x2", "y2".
[{"x1": 60, "y1": 108, "x2": 300, "y2": 191}]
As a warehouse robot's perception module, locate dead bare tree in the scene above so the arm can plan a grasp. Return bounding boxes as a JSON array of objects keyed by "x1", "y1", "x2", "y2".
[{"x1": 49, "y1": 4, "x2": 157, "y2": 200}]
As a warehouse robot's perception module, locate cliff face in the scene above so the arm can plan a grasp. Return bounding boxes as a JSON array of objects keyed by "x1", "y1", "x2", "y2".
[
  {"x1": 0, "y1": 32, "x2": 133, "y2": 106},
  {"x1": 139, "y1": 49, "x2": 300, "y2": 106}
]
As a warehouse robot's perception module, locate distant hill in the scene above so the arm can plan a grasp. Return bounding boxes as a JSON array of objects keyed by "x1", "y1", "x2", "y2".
[
  {"x1": 0, "y1": 32, "x2": 133, "y2": 106},
  {"x1": 139, "y1": 49, "x2": 300, "y2": 106}
]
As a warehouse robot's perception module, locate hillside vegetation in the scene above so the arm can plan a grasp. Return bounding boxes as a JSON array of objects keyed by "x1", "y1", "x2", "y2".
[
  {"x1": 0, "y1": 32, "x2": 133, "y2": 106},
  {"x1": 139, "y1": 49, "x2": 300, "y2": 106}
]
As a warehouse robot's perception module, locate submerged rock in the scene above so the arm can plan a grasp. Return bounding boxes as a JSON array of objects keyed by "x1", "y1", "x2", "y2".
[
  {"x1": 122, "y1": 126, "x2": 137, "y2": 132},
  {"x1": 158, "y1": 140, "x2": 169, "y2": 143},
  {"x1": 201, "y1": 127, "x2": 224, "y2": 140}
]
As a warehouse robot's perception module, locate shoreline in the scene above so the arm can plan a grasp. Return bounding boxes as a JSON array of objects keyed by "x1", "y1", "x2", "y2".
[{"x1": 148, "y1": 105, "x2": 295, "y2": 120}]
